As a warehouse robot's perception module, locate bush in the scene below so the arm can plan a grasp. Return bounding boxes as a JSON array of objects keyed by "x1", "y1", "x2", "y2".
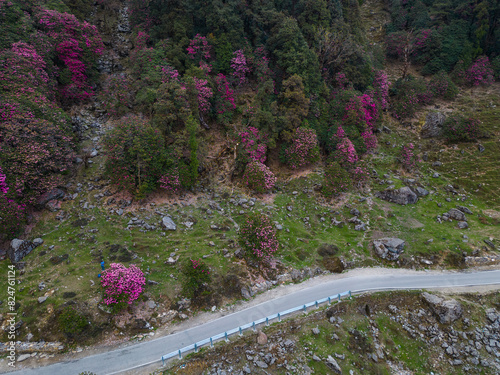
[
  {"x1": 390, "y1": 76, "x2": 432, "y2": 120},
  {"x1": 334, "y1": 137, "x2": 358, "y2": 169},
  {"x1": 239, "y1": 213, "x2": 279, "y2": 262},
  {"x1": 281, "y1": 127, "x2": 320, "y2": 169},
  {"x1": 400, "y1": 143, "x2": 419, "y2": 171},
  {"x1": 181, "y1": 259, "x2": 211, "y2": 298},
  {"x1": 238, "y1": 126, "x2": 267, "y2": 164},
  {"x1": 442, "y1": 115, "x2": 481, "y2": 142},
  {"x1": 103, "y1": 115, "x2": 170, "y2": 196},
  {"x1": 322, "y1": 162, "x2": 351, "y2": 197},
  {"x1": 428, "y1": 71, "x2": 458, "y2": 100},
  {"x1": 100, "y1": 263, "x2": 145, "y2": 312},
  {"x1": 58, "y1": 306, "x2": 89, "y2": 339},
  {"x1": 242, "y1": 161, "x2": 277, "y2": 193}
]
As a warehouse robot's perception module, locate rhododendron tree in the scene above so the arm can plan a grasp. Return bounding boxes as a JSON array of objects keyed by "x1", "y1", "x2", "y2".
[
  {"x1": 238, "y1": 126, "x2": 267, "y2": 163},
  {"x1": 334, "y1": 137, "x2": 358, "y2": 168},
  {"x1": 100, "y1": 263, "x2": 145, "y2": 312},
  {"x1": 239, "y1": 213, "x2": 279, "y2": 263},
  {"x1": 192, "y1": 77, "x2": 213, "y2": 114},
  {"x1": 361, "y1": 130, "x2": 377, "y2": 152},
  {"x1": 442, "y1": 115, "x2": 481, "y2": 142},
  {"x1": 231, "y1": 49, "x2": 250, "y2": 85},
  {"x1": 187, "y1": 34, "x2": 211, "y2": 61},
  {"x1": 99, "y1": 74, "x2": 134, "y2": 117},
  {"x1": 350, "y1": 162, "x2": 370, "y2": 187},
  {"x1": 281, "y1": 127, "x2": 320, "y2": 169},
  {"x1": 158, "y1": 169, "x2": 181, "y2": 194},
  {"x1": 322, "y1": 162, "x2": 351, "y2": 197},
  {"x1": 215, "y1": 73, "x2": 236, "y2": 121},
  {"x1": 465, "y1": 56, "x2": 494, "y2": 87},
  {"x1": 242, "y1": 161, "x2": 277, "y2": 193},
  {"x1": 372, "y1": 70, "x2": 390, "y2": 110},
  {"x1": 181, "y1": 259, "x2": 211, "y2": 298},
  {"x1": 428, "y1": 71, "x2": 458, "y2": 100}
]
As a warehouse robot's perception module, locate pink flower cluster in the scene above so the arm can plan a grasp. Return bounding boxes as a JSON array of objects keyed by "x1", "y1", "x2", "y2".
[
  {"x1": 193, "y1": 77, "x2": 213, "y2": 114},
  {"x1": 186, "y1": 34, "x2": 211, "y2": 60},
  {"x1": 215, "y1": 73, "x2": 236, "y2": 115},
  {"x1": 239, "y1": 214, "x2": 279, "y2": 261},
  {"x1": 239, "y1": 126, "x2": 267, "y2": 163},
  {"x1": 158, "y1": 169, "x2": 181, "y2": 194},
  {"x1": 243, "y1": 161, "x2": 277, "y2": 193},
  {"x1": 254, "y1": 46, "x2": 273, "y2": 86},
  {"x1": 372, "y1": 70, "x2": 390, "y2": 109},
  {"x1": 335, "y1": 72, "x2": 349, "y2": 89},
  {"x1": 465, "y1": 56, "x2": 494, "y2": 87},
  {"x1": 400, "y1": 143, "x2": 418, "y2": 171},
  {"x1": 100, "y1": 263, "x2": 145, "y2": 306},
  {"x1": 0, "y1": 167, "x2": 8, "y2": 195},
  {"x1": 335, "y1": 137, "x2": 358, "y2": 166},
  {"x1": 361, "y1": 130, "x2": 377, "y2": 152},
  {"x1": 283, "y1": 127, "x2": 320, "y2": 169},
  {"x1": 190, "y1": 259, "x2": 210, "y2": 275},
  {"x1": 343, "y1": 94, "x2": 379, "y2": 130},
  {"x1": 231, "y1": 49, "x2": 250, "y2": 85}
]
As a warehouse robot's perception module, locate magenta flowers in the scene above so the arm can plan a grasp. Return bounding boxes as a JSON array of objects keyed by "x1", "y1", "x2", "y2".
[
  {"x1": 100, "y1": 263, "x2": 146, "y2": 307},
  {"x1": 243, "y1": 161, "x2": 277, "y2": 193},
  {"x1": 282, "y1": 127, "x2": 320, "y2": 169},
  {"x1": 239, "y1": 213, "x2": 279, "y2": 262}
]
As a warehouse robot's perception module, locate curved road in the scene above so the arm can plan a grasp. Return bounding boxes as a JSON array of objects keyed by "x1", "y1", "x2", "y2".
[{"x1": 5, "y1": 269, "x2": 500, "y2": 375}]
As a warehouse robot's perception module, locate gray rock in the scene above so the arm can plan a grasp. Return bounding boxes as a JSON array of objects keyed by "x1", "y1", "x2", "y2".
[
  {"x1": 375, "y1": 187, "x2": 418, "y2": 205},
  {"x1": 38, "y1": 296, "x2": 48, "y2": 304},
  {"x1": 255, "y1": 360, "x2": 268, "y2": 368},
  {"x1": 456, "y1": 206, "x2": 473, "y2": 215},
  {"x1": 17, "y1": 354, "x2": 31, "y2": 362},
  {"x1": 241, "y1": 287, "x2": 251, "y2": 299},
  {"x1": 478, "y1": 144, "x2": 485, "y2": 153},
  {"x1": 457, "y1": 221, "x2": 468, "y2": 229},
  {"x1": 312, "y1": 327, "x2": 320, "y2": 335},
  {"x1": 354, "y1": 223, "x2": 366, "y2": 231},
  {"x1": 413, "y1": 187, "x2": 429, "y2": 197},
  {"x1": 325, "y1": 355, "x2": 342, "y2": 374},
  {"x1": 36, "y1": 188, "x2": 65, "y2": 207},
  {"x1": 421, "y1": 111, "x2": 446, "y2": 138},
  {"x1": 373, "y1": 238, "x2": 405, "y2": 261},
  {"x1": 433, "y1": 172, "x2": 440, "y2": 178},
  {"x1": 257, "y1": 330, "x2": 268, "y2": 345},
  {"x1": 33, "y1": 238, "x2": 44, "y2": 246},
  {"x1": 8, "y1": 239, "x2": 38, "y2": 263},
  {"x1": 448, "y1": 208, "x2": 467, "y2": 221},
  {"x1": 350, "y1": 208, "x2": 360, "y2": 217},
  {"x1": 422, "y1": 292, "x2": 463, "y2": 324},
  {"x1": 161, "y1": 216, "x2": 176, "y2": 230}
]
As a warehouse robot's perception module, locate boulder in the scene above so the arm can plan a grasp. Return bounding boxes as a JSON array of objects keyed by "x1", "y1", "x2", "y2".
[
  {"x1": 325, "y1": 355, "x2": 342, "y2": 374},
  {"x1": 375, "y1": 187, "x2": 418, "y2": 205},
  {"x1": 422, "y1": 292, "x2": 463, "y2": 324},
  {"x1": 46, "y1": 200, "x2": 62, "y2": 212},
  {"x1": 36, "y1": 188, "x2": 65, "y2": 207},
  {"x1": 421, "y1": 111, "x2": 446, "y2": 138},
  {"x1": 161, "y1": 216, "x2": 176, "y2": 230},
  {"x1": 257, "y1": 330, "x2": 268, "y2": 345},
  {"x1": 373, "y1": 238, "x2": 405, "y2": 261},
  {"x1": 412, "y1": 186, "x2": 429, "y2": 197},
  {"x1": 8, "y1": 239, "x2": 40, "y2": 263},
  {"x1": 447, "y1": 208, "x2": 466, "y2": 221}
]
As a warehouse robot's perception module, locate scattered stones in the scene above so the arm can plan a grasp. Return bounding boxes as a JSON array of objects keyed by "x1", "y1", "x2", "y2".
[
  {"x1": 373, "y1": 238, "x2": 406, "y2": 261},
  {"x1": 375, "y1": 187, "x2": 418, "y2": 205},
  {"x1": 448, "y1": 208, "x2": 467, "y2": 221},
  {"x1": 412, "y1": 186, "x2": 429, "y2": 197},
  {"x1": 422, "y1": 293, "x2": 463, "y2": 324},
  {"x1": 38, "y1": 296, "x2": 47, "y2": 304},
  {"x1": 456, "y1": 206, "x2": 473, "y2": 215},
  {"x1": 325, "y1": 355, "x2": 342, "y2": 374},
  {"x1": 457, "y1": 221, "x2": 468, "y2": 229}
]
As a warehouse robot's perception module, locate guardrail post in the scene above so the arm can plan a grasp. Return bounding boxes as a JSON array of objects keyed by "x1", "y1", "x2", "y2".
[
  {"x1": 315, "y1": 301, "x2": 318, "y2": 308},
  {"x1": 349, "y1": 290, "x2": 352, "y2": 299},
  {"x1": 239, "y1": 327, "x2": 242, "y2": 336},
  {"x1": 328, "y1": 297, "x2": 331, "y2": 305},
  {"x1": 338, "y1": 293, "x2": 341, "y2": 302},
  {"x1": 178, "y1": 349, "x2": 182, "y2": 359},
  {"x1": 194, "y1": 343, "x2": 198, "y2": 353},
  {"x1": 278, "y1": 313, "x2": 281, "y2": 322},
  {"x1": 210, "y1": 337, "x2": 213, "y2": 347},
  {"x1": 303, "y1": 304, "x2": 307, "y2": 312},
  {"x1": 266, "y1": 317, "x2": 269, "y2": 326},
  {"x1": 162, "y1": 357, "x2": 165, "y2": 366},
  {"x1": 225, "y1": 332, "x2": 228, "y2": 342},
  {"x1": 252, "y1": 322, "x2": 256, "y2": 332}
]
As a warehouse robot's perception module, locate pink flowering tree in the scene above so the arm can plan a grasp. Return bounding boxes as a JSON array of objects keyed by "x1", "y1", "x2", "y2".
[
  {"x1": 231, "y1": 49, "x2": 250, "y2": 86},
  {"x1": 465, "y1": 56, "x2": 494, "y2": 87},
  {"x1": 334, "y1": 137, "x2": 358, "y2": 168},
  {"x1": 254, "y1": 46, "x2": 274, "y2": 85},
  {"x1": 242, "y1": 161, "x2": 277, "y2": 193},
  {"x1": 372, "y1": 70, "x2": 390, "y2": 110},
  {"x1": 281, "y1": 127, "x2": 320, "y2": 169},
  {"x1": 181, "y1": 259, "x2": 211, "y2": 298},
  {"x1": 158, "y1": 169, "x2": 181, "y2": 194},
  {"x1": 192, "y1": 77, "x2": 213, "y2": 115},
  {"x1": 239, "y1": 213, "x2": 279, "y2": 264},
  {"x1": 238, "y1": 126, "x2": 267, "y2": 163},
  {"x1": 215, "y1": 73, "x2": 236, "y2": 122},
  {"x1": 350, "y1": 161, "x2": 370, "y2": 187},
  {"x1": 361, "y1": 130, "x2": 377, "y2": 153},
  {"x1": 100, "y1": 263, "x2": 146, "y2": 312}
]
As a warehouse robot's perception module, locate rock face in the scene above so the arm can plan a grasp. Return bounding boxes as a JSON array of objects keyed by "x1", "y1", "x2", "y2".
[
  {"x1": 422, "y1": 292, "x2": 463, "y2": 324},
  {"x1": 8, "y1": 239, "x2": 41, "y2": 263},
  {"x1": 36, "y1": 188, "x2": 65, "y2": 207},
  {"x1": 375, "y1": 187, "x2": 418, "y2": 205},
  {"x1": 421, "y1": 111, "x2": 446, "y2": 138},
  {"x1": 373, "y1": 238, "x2": 405, "y2": 261},
  {"x1": 161, "y1": 216, "x2": 176, "y2": 230}
]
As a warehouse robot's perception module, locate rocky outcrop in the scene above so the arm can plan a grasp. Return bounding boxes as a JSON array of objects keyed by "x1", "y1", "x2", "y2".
[
  {"x1": 375, "y1": 186, "x2": 418, "y2": 205},
  {"x1": 36, "y1": 188, "x2": 65, "y2": 208},
  {"x1": 373, "y1": 238, "x2": 405, "y2": 261},
  {"x1": 421, "y1": 111, "x2": 446, "y2": 138},
  {"x1": 422, "y1": 292, "x2": 463, "y2": 324},
  {"x1": 8, "y1": 239, "x2": 42, "y2": 263}
]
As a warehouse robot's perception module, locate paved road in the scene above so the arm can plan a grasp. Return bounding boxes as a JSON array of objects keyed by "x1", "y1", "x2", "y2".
[{"x1": 5, "y1": 269, "x2": 500, "y2": 375}]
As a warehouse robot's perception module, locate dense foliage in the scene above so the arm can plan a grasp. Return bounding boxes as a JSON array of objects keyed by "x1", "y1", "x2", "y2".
[
  {"x1": 181, "y1": 259, "x2": 211, "y2": 299},
  {"x1": 239, "y1": 213, "x2": 279, "y2": 263},
  {"x1": 100, "y1": 263, "x2": 146, "y2": 312}
]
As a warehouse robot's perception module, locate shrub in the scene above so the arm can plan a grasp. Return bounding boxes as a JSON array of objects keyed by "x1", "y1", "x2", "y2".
[
  {"x1": 281, "y1": 127, "x2": 320, "y2": 169},
  {"x1": 428, "y1": 71, "x2": 458, "y2": 100},
  {"x1": 103, "y1": 115, "x2": 169, "y2": 196},
  {"x1": 238, "y1": 126, "x2": 267, "y2": 164},
  {"x1": 390, "y1": 76, "x2": 432, "y2": 120},
  {"x1": 350, "y1": 162, "x2": 370, "y2": 187},
  {"x1": 58, "y1": 306, "x2": 89, "y2": 339},
  {"x1": 442, "y1": 115, "x2": 481, "y2": 142},
  {"x1": 465, "y1": 56, "x2": 494, "y2": 87},
  {"x1": 322, "y1": 162, "x2": 351, "y2": 197},
  {"x1": 334, "y1": 137, "x2": 358, "y2": 168},
  {"x1": 181, "y1": 259, "x2": 211, "y2": 298},
  {"x1": 100, "y1": 263, "x2": 145, "y2": 312},
  {"x1": 400, "y1": 143, "x2": 418, "y2": 171},
  {"x1": 242, "y1": 161, "x2": 277, "y2": 193},
  {"x1": 158, "y1": 169, "x2": 181, "y2": 194},
  {"x1": 231, "y1": 49, "x2": 250, "y2": 85},
  {"x1": 239, "y1": 213, "x2": 279, "y2": 262}
]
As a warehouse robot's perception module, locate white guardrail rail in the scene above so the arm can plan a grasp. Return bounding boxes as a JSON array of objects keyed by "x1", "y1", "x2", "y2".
[{"x1": 161, "y1": 290, "x2": 352, "y2": 365}]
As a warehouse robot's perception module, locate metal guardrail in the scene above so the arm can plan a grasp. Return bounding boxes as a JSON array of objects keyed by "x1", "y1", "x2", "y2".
[{"x1": 160, "y1": 290, "x2": 352, "y2": 365}]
